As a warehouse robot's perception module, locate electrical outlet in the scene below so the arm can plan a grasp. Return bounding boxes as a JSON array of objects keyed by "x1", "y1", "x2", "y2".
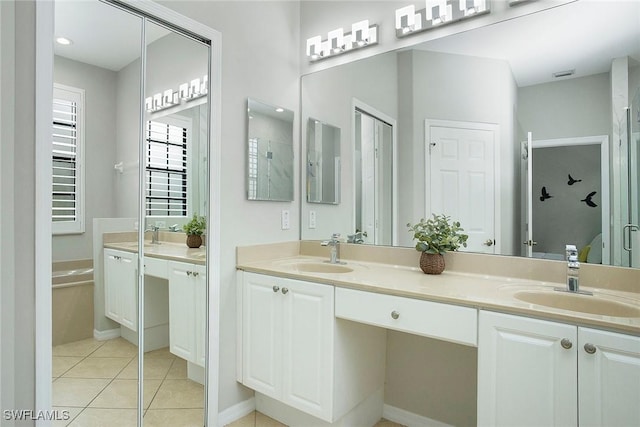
[
  {"x1": 155, "y1": 220, "x2": 166, "y2": 229},
  {"x1": 309, "y1": 210, "x2": 317, "y2": 229},
  {"x1": 281, "y1": 210, "x2": 290, "y2": 230}
]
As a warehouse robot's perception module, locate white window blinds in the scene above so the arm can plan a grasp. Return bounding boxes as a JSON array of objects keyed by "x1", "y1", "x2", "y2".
[
  {"x1": 52, "y1": 84, "x2": 84, "y2": 234},
  {"x1": 145, "y1": 120, "x2": 188, "y2": 217}
]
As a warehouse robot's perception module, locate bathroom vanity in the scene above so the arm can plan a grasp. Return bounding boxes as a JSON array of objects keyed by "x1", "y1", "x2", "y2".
[
  {"x1": 236, "y1": 242, "x2": 640, "y2": 426},
  {"x1": 102, "y1": 233, "x2": 207, "y2": 381}
]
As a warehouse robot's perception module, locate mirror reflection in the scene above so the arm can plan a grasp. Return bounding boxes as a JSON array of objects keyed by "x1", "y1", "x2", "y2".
[
  {"x1": 246, "y1": 98, "x2": 294, "y2": 201},
  {"x1": 307, "y1": 118, "x2": 341, "y2": 204},
  {"x1": 52, "y1": 1, "x2": 209, "y2": 424},
  {"x1": 301, "y1": 0, "x2": 640, "y2": 268}
]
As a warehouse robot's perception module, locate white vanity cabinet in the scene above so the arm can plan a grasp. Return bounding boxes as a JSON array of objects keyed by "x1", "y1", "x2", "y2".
[
  {"x1": 478, "y1": 311, "x2": 640, "y2": 427},
  {"x1": 168, "y1": 261, "x2": 206, "y2": 367},
  {"x1": 104, "y1": 249, "x2": 138, "y2": 331},
  {"x1": 241, "y1": 272, "x2": 335, "y2": 421}
]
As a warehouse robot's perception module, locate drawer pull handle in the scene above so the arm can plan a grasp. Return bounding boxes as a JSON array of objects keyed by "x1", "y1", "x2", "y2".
[
  {"x1": 584, "y1": 343, "x2": 597, "y2": 354},
  {"x1": 561, "y1": 338, "x2": 572, "y2": 349},
  {"x1": 281, "y1": 287, "x2": 289, "y2": 295},
  {"x1": 391, "y1": 310, "x2": 400, "y2": 320},
  {"x1": 273, "y1": 286, "x2": 280, "y2": 293}
]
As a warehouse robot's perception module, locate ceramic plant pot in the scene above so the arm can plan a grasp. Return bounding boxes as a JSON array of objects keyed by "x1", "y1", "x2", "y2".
[
  {"x1": 186, "y1": 234, "x2": 202, "y2": 248},
  {"x1": 419, "y1": 252, "x2": 445, "y2": 275}
]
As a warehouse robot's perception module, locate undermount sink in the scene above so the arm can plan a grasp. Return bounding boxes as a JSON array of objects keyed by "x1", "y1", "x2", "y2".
[
  {"x1": 514, "y1": 290, "x2": 640, "y2": 318},
  {"x1": 277, "y1": 261, "x2": 355, "y2": 274}
]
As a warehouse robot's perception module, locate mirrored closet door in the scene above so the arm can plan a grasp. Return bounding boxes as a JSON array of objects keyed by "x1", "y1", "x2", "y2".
[{"x1": 52, "y1": 1, "x2": 211, "y2": 425}]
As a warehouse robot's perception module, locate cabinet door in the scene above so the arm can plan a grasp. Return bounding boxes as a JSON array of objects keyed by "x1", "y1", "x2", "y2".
[
  {"x1": 478, "y1": 311, "x2": 577, "y2": 427},
  {"x1": 242, "y1": 273, "x2": 282, "y2": 399},
  {"x1": 281, "y1": 278, "x2": 334, "y2": 421},
  {"x1": 578, "y1": 327, "x2": 640, "y2": 427},
  {"x1": 104, "y1": 250, "x2": 122, "y2": 323},
  {"x1": 118, "y1": 252, "x2": 138, "y2": 331},
  {"x1": 168, "y1": 262, "x2": 197, "y2": 362}
]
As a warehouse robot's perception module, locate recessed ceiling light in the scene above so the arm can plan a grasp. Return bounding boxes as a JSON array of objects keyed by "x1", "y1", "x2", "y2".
[
  {"x1": 276, "y1": 108, "x2": 284, "y2": 113},
  {"x1": 56, "y1": 37, "x2": 73, "y2": 46}
]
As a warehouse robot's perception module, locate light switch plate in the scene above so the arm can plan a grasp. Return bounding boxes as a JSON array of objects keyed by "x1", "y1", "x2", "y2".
[
  {"x1": 281, "y1": 210, "x2": 290, "y2": 230},
  {"x1": 309, "y1": 210, "x2": 317, "y2": 229}
]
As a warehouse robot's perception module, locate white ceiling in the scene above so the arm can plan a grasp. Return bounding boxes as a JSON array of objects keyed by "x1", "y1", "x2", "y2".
[
  {"x1": 54, "y1": 0, "x2": 169, "y2": 71},
  {"x1": 414, "y1": 0, "x2": 640, "y2": 87}
]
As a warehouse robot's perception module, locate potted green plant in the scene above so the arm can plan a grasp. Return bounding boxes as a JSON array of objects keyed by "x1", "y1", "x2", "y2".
[
  {"x1": 183, "y1": 214, "x2": 206, "y2": 248},
  {"x1": 407, "y1": 214, "x2": 468, "y2": 274}
]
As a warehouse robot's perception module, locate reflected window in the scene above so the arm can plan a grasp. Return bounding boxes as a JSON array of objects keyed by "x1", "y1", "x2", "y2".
[
  {"x1": 52, "y1": 84, "x2": 84, "y2": 234},
  {"x1": 248, "y1": 137, "x2": 258, "y2": 199},
  {"x1": 145, "y1": 120, "x2": 188, "y2": 216}
]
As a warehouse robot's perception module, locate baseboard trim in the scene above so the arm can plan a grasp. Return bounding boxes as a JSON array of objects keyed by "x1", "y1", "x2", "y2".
[
  {"x1": 93, "y1": 328, "x2": 120, "y2": 341},
  {"x1": 383, "y1": 404, "x2": 453, "y2": 427},
  {"x1": 217, "y1": 397, "x2": 256, "y2": 427}
]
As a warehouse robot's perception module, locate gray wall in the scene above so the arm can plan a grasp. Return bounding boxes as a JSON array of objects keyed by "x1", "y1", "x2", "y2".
[
  {"x1": 532, "y1": 145, "x2": 602, "y2": 256},
  {"x1": 302, "y1": 51, "x2": 398, "y2": 239},
  {"x1": 53, "y1": 56, "x2": 118, "y2": 261},
  {"x1": 518, "y1": 72, "x2": 611, "y2": 141},
  {"x1": 159, "y1": 0, "x2": 301, "y2": 412}
]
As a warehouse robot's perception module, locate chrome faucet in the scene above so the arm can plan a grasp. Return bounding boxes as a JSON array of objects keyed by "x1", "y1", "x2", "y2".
[
  {"x1": 565, "y1": 244, "x2": 580, "y2": 292},
  {"x1": 321, "y1": 233, "x2": 343, "y2": 264},
  {"x1": 145, "y1": 225, "x2": 160, "y2": 244}
]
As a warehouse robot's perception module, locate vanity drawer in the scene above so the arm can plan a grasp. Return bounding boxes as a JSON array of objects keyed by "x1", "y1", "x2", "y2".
[
  {"x1": 335, "y1": 287, "x2": 477, "y2": 346},
  {"x1": 144, "y1": 256, "x2": 167, "y2": 279}
]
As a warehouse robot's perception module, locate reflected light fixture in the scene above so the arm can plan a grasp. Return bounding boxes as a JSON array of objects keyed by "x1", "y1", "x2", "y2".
[
  {"x1": 306, "y1": 20, "x2": 378, "y2": 62},
  {"x1": 395, "y1": 0, "x2": 490, "y2": 38},
  {"x1": 275, "y1": 108, "x2": 284, "y2": 113},
  {"x1": 145, "y1": 74, "x2": 209, "y2": 113}
]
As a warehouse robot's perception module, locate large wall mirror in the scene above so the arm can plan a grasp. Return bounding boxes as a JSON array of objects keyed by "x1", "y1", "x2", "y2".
[
  {"x1": 52, "y1": 1, "x2": 211, "y2": 424},
  {"x1": 301, "y1": 0, "x2": 640, "y2": 269},
  {"x1": 246, "y1": 98, "x2": 294, "y2": 201}
]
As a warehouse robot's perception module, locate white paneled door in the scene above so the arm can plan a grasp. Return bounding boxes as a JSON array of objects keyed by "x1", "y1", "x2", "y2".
[{"x1": 427, "y1": 121, "x2": 497, "y2": 254}]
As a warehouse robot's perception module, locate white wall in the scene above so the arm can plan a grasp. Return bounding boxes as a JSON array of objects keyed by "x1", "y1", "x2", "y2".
[
  {"x1": 1, "y1": 0, "x2": 37, "y2": 417},
  {"x1": 53, "y1": 56, "x2": 118, "y2": 261},
  {"x1": 158, "y1": 0, "x2": 301, "y2": 412}
]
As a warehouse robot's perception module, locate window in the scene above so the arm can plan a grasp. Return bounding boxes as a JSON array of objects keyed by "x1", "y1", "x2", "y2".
[
  {"x1": 145, "y1": 120, "x2": 188, "y2": 217},
  {"x1": 52, "y1": 84, "x2": 84, "y2": 234}
]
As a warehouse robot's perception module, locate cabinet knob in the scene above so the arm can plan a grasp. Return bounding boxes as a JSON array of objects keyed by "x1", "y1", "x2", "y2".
[
  {"x1": 561, "y1": 338, "x2": 573, "y2": 349},
  {"x1": 584, "y1": 343, "x2": 597, "y2": 354},
  {"x1": 193, "y1": 272, "x2": 199, "y2": 277},
  {"x1": 391, "y1": 310, "x2": 400, "y2": 320},
  {"x1": 281, "y1": 287, "x2": 289, "y2": 295},
  {"x1": 272, "y1": 286, "x2": 280, "y2": 293},
  {"x1": 186, "y1": 271, "x2": 192, "y2": 276}
]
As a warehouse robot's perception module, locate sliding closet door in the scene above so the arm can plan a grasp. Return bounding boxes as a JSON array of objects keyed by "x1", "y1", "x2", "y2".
[{"x1": 52, "y1": 1, "x2": 143, "y2": 425}]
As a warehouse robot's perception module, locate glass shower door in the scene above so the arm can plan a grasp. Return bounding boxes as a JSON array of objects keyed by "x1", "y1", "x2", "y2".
[{"x1": 625, "y1": 89, "x2": 640, "y2": 267}]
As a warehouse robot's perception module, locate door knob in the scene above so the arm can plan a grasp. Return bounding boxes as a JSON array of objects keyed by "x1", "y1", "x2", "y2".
[{"x1": 483, "y1": 239, "x2": 494, "y2": 246}]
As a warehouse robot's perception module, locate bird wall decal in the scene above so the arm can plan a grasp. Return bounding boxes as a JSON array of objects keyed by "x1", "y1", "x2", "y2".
[
  {"x1": 567, "y1": 174, "x2": 582, "y2": 185},
  {"x1": 581, "y1": 191, "x2": 598, "y2": 208},
  {"x1": 540, "y1": 186, "x2": 552, "y2": 201}
]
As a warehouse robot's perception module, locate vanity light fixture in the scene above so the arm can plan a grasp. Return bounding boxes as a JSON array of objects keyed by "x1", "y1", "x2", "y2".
[
  {"x1": 306, "y1": 20, "x2": 378, "y2": 62},
  {"x1": 509, "y1": 0, "x2": 536, "y2": 5},
  {"x1": 395, "y1": 0, "x2": 490, "y2": 38},
  {"x1": 426, "y1": 0, "x2": 451, "y2": 25},
  {"x1": 145, "y1": 74, "x2": 209, "y2": 113}
]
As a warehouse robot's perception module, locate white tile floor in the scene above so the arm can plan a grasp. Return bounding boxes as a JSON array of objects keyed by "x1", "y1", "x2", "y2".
[
  {"x1": 52, "y1": 337, "x2": 204, "y2": 427},
  {"x1": 54, "y1": 337, "x2": 404, "y2": 427}
]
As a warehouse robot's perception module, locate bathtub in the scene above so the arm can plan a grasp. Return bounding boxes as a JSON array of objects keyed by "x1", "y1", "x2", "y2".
[{"x1": 52, "y1": 260, "x2": 94, "y2": 346}]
